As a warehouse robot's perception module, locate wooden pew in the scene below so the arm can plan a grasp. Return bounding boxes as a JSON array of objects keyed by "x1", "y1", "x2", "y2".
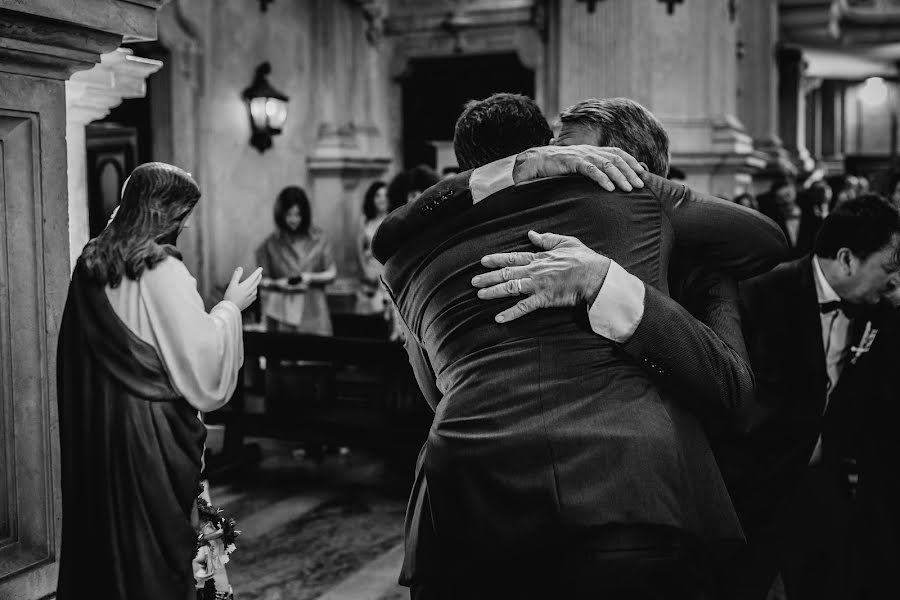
[{"x1": 206, "y1": 330, "x2": 432, "y2": 473}]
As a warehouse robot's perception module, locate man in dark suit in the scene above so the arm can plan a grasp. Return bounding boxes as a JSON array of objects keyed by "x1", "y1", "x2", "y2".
[
  {"x1": 377, "y1": 94, "x2": 787, "y2": 599},
  {"x1": 728, "y1": 194, "x2": 900, "y2": 600},
  {"x1": 758, "y1": 176, "x2": 820, "y2": 260}
]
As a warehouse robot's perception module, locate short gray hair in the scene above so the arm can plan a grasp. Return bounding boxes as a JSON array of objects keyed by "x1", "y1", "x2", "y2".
[{"x1": 558, "y1": 98, "x2": 670, "y2": 177}]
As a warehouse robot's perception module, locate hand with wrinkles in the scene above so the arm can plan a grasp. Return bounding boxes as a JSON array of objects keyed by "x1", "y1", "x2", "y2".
[
  {"x1": 472, "y1": 230, "x2": 611, "y2": 323},
  {"x1": 513, "y1": 145, "x2": 648, "y2": 192}
]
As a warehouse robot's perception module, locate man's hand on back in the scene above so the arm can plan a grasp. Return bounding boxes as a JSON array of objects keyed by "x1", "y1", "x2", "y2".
[
  {"x1": 471, "y1": 231, "x2": 611, "y2": 323},
  {"x1": 513, "y1": 145, "x2": 647, "y2": 192}
]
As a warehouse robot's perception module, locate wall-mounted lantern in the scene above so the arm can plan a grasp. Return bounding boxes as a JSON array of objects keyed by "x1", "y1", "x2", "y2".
[{"x1": 242, "y1": 62, "x2": 289, "y2": 153}]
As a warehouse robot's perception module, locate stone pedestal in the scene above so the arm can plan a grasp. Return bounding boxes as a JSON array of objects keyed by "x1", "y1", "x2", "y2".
[
  {"x1": 307, "y1": 126, "x2": 391, "y2": 281},
  {"x1": 0, "y1": 2, "x2": 169, "y2": 597},
  {"x1": 555, "y1": 0, "x2": 760, "y2": 197},
  {"x1": 820, "y1": 79, "x2": 846, "y2": 174},
  {"x1": 66, "y1": 48, "x2": 163, "y2": 269}
]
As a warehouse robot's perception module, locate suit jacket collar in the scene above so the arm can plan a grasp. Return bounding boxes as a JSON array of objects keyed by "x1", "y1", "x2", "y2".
[{"x1": 812, "y1": 256, "x2": 840, "y2": 304}]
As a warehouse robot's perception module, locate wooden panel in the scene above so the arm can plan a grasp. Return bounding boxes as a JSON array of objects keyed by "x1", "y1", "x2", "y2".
[
  {"x1": 0, "y1": 110, "x2": 55, "y2": 586},
  {"x1": 0, "y1": 69, "x2": 67, "y2": 600},
  {"x1": 0, "y1": 131, "x2": 10, "y2": 548}
]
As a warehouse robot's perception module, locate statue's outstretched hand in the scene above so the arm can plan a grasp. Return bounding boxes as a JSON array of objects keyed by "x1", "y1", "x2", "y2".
[{"x1": 224, "y1": 266, "x2": 263, "y2": 311}]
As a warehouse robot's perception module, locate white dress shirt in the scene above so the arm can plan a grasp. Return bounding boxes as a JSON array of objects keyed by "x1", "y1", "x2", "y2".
[
  {"x1": 470, "y1": 155, "x2": 646, "y2": 342},
  {"x1": 809, "y1": 256, "x2": 851, "y2": 464}
]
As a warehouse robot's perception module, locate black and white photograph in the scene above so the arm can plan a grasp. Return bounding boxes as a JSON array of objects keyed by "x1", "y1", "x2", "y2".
[{"x1": 2, "y1": 1, "x2": 900, "y2": 599}]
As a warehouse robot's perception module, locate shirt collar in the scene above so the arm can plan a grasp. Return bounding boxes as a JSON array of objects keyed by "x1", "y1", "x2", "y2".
[{"x1": 812, "y1": 256, "x2": 841, "y2": 305}]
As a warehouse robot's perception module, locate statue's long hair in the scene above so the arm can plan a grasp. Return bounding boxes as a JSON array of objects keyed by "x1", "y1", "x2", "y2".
[{"x1": 79, "y1": 162, "x2": 201, "y2": 287}]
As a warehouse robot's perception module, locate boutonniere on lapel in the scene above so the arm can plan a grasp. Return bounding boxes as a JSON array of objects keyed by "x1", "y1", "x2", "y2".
[{"x1": 850, "y1": 320, "x2": 878, "y2": 365}]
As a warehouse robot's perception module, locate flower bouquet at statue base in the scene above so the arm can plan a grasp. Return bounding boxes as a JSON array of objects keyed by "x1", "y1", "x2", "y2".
[{"x1": 193, "y1": 495, "x2": 240, "y2": 600}]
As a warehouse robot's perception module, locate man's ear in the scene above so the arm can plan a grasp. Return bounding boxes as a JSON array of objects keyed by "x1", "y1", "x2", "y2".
[{"x1": 836, "y1": 247, "x2": 856, "y2": 276}]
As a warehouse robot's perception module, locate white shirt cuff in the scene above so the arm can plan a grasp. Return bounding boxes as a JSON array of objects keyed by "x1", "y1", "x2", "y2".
[
  {"x1": 470, "y1": 154, "x2": 517, "y2": 204},
  {"x1": 587, "y1": 260, "x2": 646, "y2": 343}
]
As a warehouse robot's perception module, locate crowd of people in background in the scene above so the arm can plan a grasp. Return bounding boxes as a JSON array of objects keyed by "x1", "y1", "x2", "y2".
[
  {"x1": 719, "y1": 168, "x2": 900, "y2": 262},
  {"x1": 251, "y1": 163, "x2": 899, "y2": 340}
]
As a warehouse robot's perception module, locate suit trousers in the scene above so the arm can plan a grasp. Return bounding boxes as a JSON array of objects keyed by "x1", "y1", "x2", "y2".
[{"x1": 409, "y1": 525, "x2": 709, "y2": 600}]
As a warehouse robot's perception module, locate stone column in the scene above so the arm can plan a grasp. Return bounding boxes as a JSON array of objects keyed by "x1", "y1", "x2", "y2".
[
  {"x1": 308, "y1": 0, "x2": 391, "y2": 284},
  {"x1": 0, "y1": 2, "x2": 169, "y2": 597},
  {"x1": 777, "y1": 46, "x2": 816, "y2": 173},
  {"x1": 66, "y1": 48, "x2": 163, "y2": 269},
  {"x1": 555, "y1": 0, "x2": 763, "y2": 197},
  {"x1": 737, "y1": 0, "x2": 794, "y2": 187},
  {"x1": 820, "y1": 79, "x2": 845, "y2": 174}
]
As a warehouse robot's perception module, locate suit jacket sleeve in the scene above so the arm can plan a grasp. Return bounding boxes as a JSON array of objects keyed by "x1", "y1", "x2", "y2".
[
  {"x1": 372, "y1": 170, "x2": 475, "y2": 265},
  {"x1": 674, "y1": 262, "x2": 748, "y2": 362},
  {"x1": 620, "y1": 280, "x2": 756, "y2": 430},
  {"x1": 653, "y1": 179, "x2": 789, "y2": 279}
]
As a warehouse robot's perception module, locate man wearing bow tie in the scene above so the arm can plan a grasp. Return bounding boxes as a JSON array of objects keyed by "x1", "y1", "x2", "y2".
[{"x1": 727, "y1": 193, "x2": 900, "y2": 599}]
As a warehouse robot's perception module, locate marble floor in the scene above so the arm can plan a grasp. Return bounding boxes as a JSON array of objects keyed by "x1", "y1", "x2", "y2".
[{"x1": 207, "y1": 439, "x2": 416, "y2": 600}]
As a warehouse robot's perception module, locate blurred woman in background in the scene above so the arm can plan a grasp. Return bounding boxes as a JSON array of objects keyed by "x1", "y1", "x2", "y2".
[
  {"x1": 256, "y1": 185, "x2": 336, "y2": 335},
  {"x1": 358, "y1": 180, "x2": 389, "y2": 311}
]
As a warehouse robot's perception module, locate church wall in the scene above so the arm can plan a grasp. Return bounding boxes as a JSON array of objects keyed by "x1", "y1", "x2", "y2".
[
  {"x1": 156, "y1": 0, "x2": 391, "y2": 299},
  {"x1": 555, "y1": 0, "x2": 757, "y2": 197}
]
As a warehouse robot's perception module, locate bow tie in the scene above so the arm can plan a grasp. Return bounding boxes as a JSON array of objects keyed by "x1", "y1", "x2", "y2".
[
  {"x1": 819, "y1": 301, "x2": 844, "y2": 314},
  {"x1": 820, "y1": 300, "x2": 866, "y2": 319}
]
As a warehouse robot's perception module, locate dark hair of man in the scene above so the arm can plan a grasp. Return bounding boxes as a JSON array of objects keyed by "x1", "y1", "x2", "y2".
[
  {"x1": 80, "y1": 162, "x2": 200, "y2": 287},
  {"x1": 768, "y1": 175, "x2": 795, "y2": 194},
  {"x1": 453, "y1": 93, "x2": 553, "y2": 171},
  {"x1": 273, "y1": 185, "x2": 312, "y2": 236},
  {"x1": 559, "y1": 98, "x2": 670, "y2": 177},
  {"x1": 814, "y1": 193, "x2": 900, "y2": 266},
  {"x1": 667, "y1": 166, "x2": 686, "y2": 181},
  {"x1": 799, "y1": 180, "x2": 829, "y2": 212},
  {"x1": 362, "y1": 180, "x2": 386, "y2": 221},
  {"x1": 386, "y1": 171, "x2": 409, "y2": 212},
  {"x1": 408, "y1": 164, "x2": 440, "y2": 195}
]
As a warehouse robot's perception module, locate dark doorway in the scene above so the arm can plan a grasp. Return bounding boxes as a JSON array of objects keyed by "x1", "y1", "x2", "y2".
[
  {"x1": 400, "y1": 53, "x2": 535, "y2": 169},
  {"x1": 85, "y1": 124, "x2": 138, "y2": 238}
]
